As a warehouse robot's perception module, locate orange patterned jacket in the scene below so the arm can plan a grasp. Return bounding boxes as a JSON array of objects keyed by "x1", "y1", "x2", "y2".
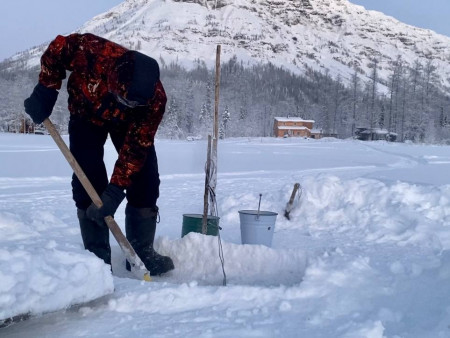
[{"x1": 38, "y1": 33, "x2": 166, "y2": 188}]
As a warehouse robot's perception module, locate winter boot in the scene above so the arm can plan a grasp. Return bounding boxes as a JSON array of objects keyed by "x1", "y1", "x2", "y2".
[
  {"x1": 77, "y1": 209, "x2": 111, "y2": 265},
  {"x1": 125, "y1": 204, "x2": 174, "y2": 276}
]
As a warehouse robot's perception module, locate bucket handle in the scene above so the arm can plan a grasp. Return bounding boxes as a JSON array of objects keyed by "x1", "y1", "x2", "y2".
[{"x1": 256, "y1": 193, "x2": 262, "y2": 220}]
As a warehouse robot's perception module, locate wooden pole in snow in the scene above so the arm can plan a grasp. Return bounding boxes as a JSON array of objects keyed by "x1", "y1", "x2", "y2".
[
  {"x1": 209, "y1": 45, "x2": 221, "y2": 216},
  {"x1": 202, "y1": 135, "x2": 212, "y2": 234}
]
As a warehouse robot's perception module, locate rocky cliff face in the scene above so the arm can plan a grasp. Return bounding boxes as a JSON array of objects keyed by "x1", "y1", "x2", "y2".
[{"x1": 2, "y1": 0, "x2": 450, "y2": 91}]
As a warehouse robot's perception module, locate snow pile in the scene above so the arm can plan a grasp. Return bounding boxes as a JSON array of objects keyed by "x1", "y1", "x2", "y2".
[
  {"x1": 0, "y1": 212, "x2": 114, "y2": 322},
  {"x1": 156, "y1": 232, "x2": 307, "y2": 286},
  {"x1": 218, "y1": 174, "x2": 450, "y2": 250},
  {"x1": 287, "y1": 175, "x2": 450, "y2": 247}
]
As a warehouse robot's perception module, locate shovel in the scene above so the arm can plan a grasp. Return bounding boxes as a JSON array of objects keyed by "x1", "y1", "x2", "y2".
[
  {"x1": 284, "y1": 183, "x2": 301, "y2": 220},
  {"x1": 43, "y1": 118, "x2": 151, "y2": 282}
]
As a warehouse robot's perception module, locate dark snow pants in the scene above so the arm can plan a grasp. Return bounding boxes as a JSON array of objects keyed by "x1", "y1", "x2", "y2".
[{"x1": 68, "y1": 116, "x2": 160, "y2": 210}]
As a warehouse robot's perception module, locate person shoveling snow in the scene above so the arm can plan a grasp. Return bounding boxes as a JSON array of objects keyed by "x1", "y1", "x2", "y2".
[{"x1": 24, "y1": 33, "x2": 174, "y2": 276}]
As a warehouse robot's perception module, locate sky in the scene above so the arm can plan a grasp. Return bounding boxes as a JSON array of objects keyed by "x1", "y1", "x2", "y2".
[
  {"x1": 349, "y1": 0, "x2": 450, "y2": 36},
  {"x1": 0, "y1": 0, "x2": 449, "y2": 62},
  {"x1": 0, "y1": 0, "x2": 123, "y2": 61}
]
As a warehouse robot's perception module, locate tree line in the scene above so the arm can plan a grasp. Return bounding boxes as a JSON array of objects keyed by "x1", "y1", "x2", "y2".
[
  {"x1": 159, "y1": 55, "x2": 449, "y2": 143},
  {"x1": 1, "y1": 55, "x2": 449, "y2": 143}
]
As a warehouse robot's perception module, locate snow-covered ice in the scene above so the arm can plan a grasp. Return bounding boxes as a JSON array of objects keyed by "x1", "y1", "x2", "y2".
[{"x1": 0, "y1": 133, "x2": 449, "y2": 337}]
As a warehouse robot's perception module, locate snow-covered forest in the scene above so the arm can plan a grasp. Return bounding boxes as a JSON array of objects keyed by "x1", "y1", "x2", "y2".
[
  {"x1": 160, "y1": 56, "x2": 450, "y2": 143},
  {"x1": 1, "y1": 55, "x2": 449, "y2": 143}
]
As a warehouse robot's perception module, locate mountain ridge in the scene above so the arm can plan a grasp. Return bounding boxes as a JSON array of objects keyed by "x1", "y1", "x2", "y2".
[{"x1": 2, "y1": 0, "x2": 450, "y2": 91}]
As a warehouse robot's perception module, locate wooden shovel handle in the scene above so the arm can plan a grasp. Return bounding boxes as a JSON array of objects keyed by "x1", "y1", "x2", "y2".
[
  {"x1": 43, "y1": 119, "x2": 102, "y2": 207},
  {"x1": 43, "y1": 118, "x2": 150, "y2": 280}
]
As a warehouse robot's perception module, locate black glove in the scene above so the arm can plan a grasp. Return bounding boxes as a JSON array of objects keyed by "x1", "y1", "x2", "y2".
[
  {"x1": 24, "y1": 83, "x2": 58, "y2": 124},
  {"x1": 86, "y1": 184, "x2": 126, "y2": 225}
]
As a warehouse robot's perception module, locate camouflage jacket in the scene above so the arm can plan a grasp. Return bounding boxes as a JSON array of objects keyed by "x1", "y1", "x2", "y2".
[{"x1": 38, "y1": 33, "x2": 166, "y2": 188}]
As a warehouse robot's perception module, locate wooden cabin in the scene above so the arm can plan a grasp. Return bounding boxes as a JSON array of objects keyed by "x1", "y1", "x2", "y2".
[{"x1": 273, "y1": 117, "x2": 321, "y2": 138}]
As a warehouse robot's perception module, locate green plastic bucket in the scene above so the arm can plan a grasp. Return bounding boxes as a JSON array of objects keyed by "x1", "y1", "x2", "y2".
[{"x1": 181, "y1": 214, "x2": 220, "y2": 237}]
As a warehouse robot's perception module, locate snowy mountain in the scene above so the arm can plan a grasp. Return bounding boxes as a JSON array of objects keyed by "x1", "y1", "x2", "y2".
[{"x1": 3, "y1": 0, "x2": 450, "y2": 91}]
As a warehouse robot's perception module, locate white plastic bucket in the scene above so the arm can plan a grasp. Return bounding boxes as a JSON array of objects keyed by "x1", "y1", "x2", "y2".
[{"x1": 238, "y1": 210, "x2": 278, "y2": 247}]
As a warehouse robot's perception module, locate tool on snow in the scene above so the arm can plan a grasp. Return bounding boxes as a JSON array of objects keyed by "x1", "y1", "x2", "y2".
[
  {"x1": 43, "y1": 118, "x2": 151, "y2": 282},
  {"x1": 284, "y1": 183, "x2": 301, "y2": 220}
]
